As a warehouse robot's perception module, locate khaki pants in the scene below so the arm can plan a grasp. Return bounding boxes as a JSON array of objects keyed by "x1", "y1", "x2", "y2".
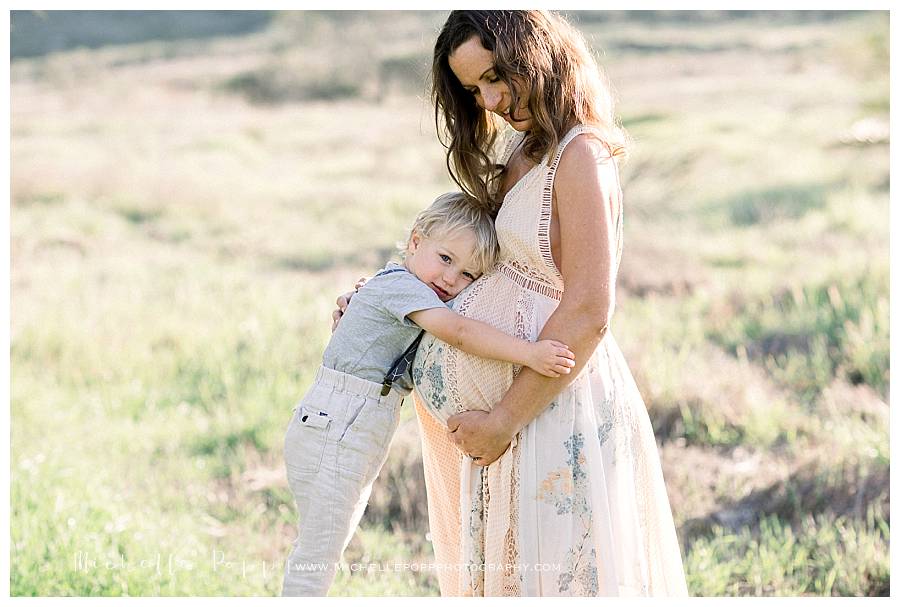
[{"x1": 281, "y1": 365, "x2": 403, "y2": 596}]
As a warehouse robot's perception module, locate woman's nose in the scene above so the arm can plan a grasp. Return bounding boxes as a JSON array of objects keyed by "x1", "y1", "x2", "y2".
[{"x1": 481, "y1": 87, "x2": 502, "y2": 111}]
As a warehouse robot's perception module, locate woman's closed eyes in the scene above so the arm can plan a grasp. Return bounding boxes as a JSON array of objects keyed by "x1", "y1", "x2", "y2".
[{"x1": 464, "y1": 71, "x2": 501, "y2": 96}]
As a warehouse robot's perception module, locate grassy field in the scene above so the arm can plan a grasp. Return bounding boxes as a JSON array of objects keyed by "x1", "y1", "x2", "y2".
[{"x1": 10, "y1": 10, "x2": 889, "y2": 596}]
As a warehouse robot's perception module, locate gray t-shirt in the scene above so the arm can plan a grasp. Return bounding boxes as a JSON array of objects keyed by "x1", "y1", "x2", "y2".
[{"x1": 321, "y1": 262, "x2": 448, "y2": 394}]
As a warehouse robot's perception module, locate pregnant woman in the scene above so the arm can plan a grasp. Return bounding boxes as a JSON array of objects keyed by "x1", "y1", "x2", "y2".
[
  {"x1": 334, "y1": 10, "x2": 688, "y2": 597},
  {"x1": 409, "y1": 11, "x2": 688, "y2": 596}
]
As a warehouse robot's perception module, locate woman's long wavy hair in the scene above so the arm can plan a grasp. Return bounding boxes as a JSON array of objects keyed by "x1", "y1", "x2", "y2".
[{"x1": 432, "y1": 10, "x2": 628, "y2": 215}]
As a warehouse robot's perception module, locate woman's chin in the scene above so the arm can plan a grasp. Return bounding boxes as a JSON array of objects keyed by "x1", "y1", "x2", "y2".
[
  {"x1": 507, "y1": 118, "x2": 533, "y2": 132},
  {"x1": 499, "y1": 110, "x2": 532, "y2": 131},
  {"x1": 491, "y1": 113, "x2": 530, "y2": 132}
]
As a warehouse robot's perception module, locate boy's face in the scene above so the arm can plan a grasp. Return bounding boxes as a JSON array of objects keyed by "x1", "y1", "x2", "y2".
[{"x1": 405, "y1": 229, "x2": 482, "y2": 302}]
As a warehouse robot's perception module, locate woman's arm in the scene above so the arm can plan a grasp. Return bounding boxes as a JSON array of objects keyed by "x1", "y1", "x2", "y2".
[
  {"x1": 448, "y1": 134, "x2": 620, "y2": 463},
  {"x1": 408, "y1": 307, "x2": 575, "y2": 377}
]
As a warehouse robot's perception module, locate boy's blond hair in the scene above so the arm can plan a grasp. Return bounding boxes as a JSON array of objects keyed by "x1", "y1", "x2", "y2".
[{"x1": 401, "y1": 192, "x2": 499, "y2": 276}]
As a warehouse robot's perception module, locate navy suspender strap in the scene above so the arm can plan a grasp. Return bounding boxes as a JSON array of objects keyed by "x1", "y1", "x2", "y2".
[
  {"x1": 381, "y1": 331, "x2": 424, "y2": 397},
  {"x1": 372, "y1": 267, "x2": 410, "y2": 278},
  {"x1": 371, "y1": 266, "x2": 425, "y2": 398}
]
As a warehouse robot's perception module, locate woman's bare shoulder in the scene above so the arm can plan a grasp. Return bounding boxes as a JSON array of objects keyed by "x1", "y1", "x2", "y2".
[{"x1": 554, "y1": 132, "x2": 619, "y2": 196}]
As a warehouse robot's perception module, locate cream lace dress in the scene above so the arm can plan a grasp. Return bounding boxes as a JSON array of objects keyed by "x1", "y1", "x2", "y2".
[{"x1": 411, "y1": 125, "x2": 689, "y2": 596}]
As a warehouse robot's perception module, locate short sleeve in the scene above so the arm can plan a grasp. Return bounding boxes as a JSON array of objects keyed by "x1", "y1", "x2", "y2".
[{"x1": 368, "y1": 270, "x2": 447, "y2": 328}]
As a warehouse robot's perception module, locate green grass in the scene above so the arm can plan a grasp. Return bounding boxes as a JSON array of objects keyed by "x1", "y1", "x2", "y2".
[
  {"x1": 330, "y1": 527, "x2": 440, "y2": 596},
  {"x1": 685, "y1": 511, "x2": 889, "y2": 596},
  {"x1": 708, "y1": 264, "x2": 889, "y2": 402},
  {"x1": 720, "y1": 183, "x2": 831, "y2": 226}
]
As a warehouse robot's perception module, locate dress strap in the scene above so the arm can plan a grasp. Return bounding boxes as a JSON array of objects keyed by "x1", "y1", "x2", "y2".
[
  {"x1": 546, "y1": 124, "x2": 607, "y2": 171},
  {"x1": 539, "y1": 124, "x2": 620, "y2": 285},
  {"x1": 499, "y1": 130, "x2": 526, "y2": 165}
]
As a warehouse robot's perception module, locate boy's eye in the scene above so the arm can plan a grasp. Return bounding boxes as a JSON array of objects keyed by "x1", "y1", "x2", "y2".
[
  {"x1": 440, "y1": 254, "x2": 451, "y2": 263},
  {"x1": 462, "y1": 272, "x2": 478, "y2": 281}
]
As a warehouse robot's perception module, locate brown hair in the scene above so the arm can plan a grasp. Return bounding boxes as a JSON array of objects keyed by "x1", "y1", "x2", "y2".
[{"x1": 432, "y1": 10, "x2": 628, "y2": 214}]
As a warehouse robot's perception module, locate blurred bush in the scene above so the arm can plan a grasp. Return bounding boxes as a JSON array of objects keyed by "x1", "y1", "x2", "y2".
[
  {"x1": 221, "y1": 68, "x2": 361, "y2": 104},
  {"x1": 11, "y1": 10, "x2": 273, "y2": 58}
]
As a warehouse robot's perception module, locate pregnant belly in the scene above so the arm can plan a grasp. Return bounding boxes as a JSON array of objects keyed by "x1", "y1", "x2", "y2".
[{"x1": 411, "y1": 272, "x2": 522, "y2": 426}]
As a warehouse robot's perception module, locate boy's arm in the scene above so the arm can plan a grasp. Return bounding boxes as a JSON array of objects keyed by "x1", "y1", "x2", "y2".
[{"x1": 407, "y1": 307, "x2": 574, "y2": 377}]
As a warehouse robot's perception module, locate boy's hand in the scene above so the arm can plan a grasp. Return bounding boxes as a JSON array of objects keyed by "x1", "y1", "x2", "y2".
[{"x1": 525, "y1": 340, "x2": 575, "y2": 377}]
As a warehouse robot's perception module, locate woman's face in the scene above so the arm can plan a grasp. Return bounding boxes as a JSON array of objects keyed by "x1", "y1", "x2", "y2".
[{"x1": 448, "y1": 36, "x2": 533, "y2": 131}]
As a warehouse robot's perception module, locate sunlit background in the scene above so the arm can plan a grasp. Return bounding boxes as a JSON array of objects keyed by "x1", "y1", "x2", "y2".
[{"x1": 10, "y1": 10, "x2": 889, "y2": 596}]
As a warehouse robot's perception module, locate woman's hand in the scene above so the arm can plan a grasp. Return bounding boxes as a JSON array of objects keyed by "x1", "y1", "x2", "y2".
[
  {"x1": 446, "y1": 409, "x2": 516, "y2": 467},
  {"x1": 330, "y1": 277, "x2": 368, "y2": 332},
  {"x1": 525, "y1": 339, "x2": 575, "y2": 377}
]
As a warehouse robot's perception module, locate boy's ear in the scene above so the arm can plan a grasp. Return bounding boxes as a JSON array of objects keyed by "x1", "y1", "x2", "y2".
[{"x1": 408, "y1": 231, "x2": 421, "y2": 252}]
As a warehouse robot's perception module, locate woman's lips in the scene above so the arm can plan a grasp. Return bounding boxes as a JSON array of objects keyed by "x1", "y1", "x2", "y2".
[{"x1": 500, "y1": 108, "x2": 521, "y2": 124}]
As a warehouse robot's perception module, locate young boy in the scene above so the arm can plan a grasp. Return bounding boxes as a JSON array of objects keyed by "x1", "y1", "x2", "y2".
[{"x1": 281, "y1": 192, "x2": 575, "y2": 596}]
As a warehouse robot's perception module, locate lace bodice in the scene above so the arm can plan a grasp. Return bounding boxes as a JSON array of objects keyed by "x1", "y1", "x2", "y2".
[{"x1": 493, "y1": 124, "x2": 624, "y2": 300}]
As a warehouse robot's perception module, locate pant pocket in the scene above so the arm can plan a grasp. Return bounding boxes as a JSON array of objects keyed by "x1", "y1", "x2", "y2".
[
  {"x1": 338, "y1": 400, "x2": 397, "y2": 482},
  {"x1": 284, "y1": 405, "x2": 332, "y2": 475}
]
